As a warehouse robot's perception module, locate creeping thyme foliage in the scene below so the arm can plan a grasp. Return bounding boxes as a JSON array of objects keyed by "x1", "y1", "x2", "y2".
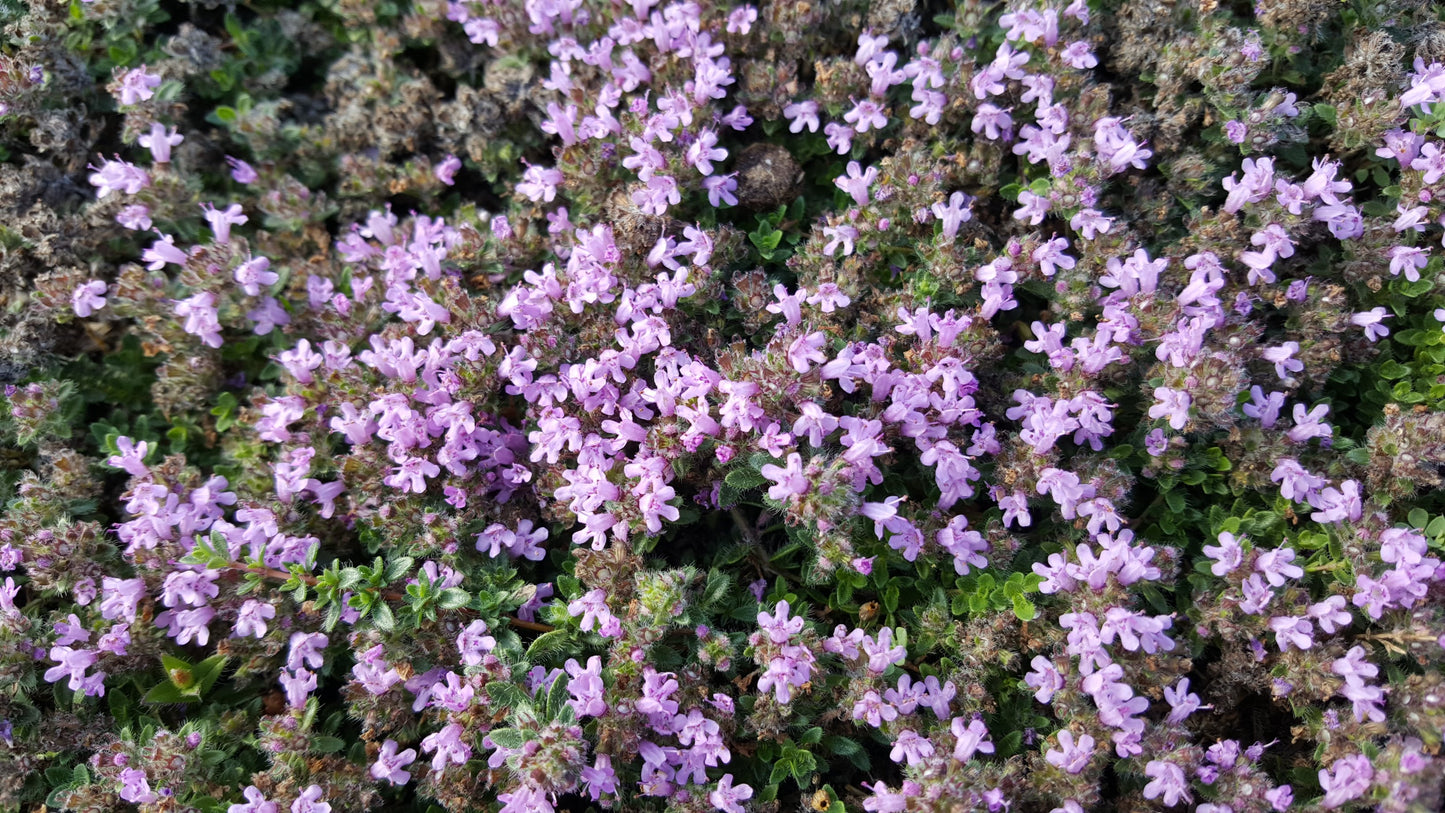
[{"x1": 1, "y1": 0, "x2": 1445, "y2": 811}]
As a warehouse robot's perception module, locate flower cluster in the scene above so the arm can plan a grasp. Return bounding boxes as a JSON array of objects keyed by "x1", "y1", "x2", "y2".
[{"x1": 1, "y1": 0, "x2": 1444, "y2": 812}]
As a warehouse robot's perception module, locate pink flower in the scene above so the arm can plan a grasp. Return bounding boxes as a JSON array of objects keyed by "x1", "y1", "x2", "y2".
[
  {"x1": 115, "y1": 65, "x2": 162, "y2": 106},
  {"x1": 371, "y1": 739, "x2": 417, "y2": 785},
  {"x1": 116, "y1": 203, "x2": 152, "y2": 230},
  {"x1": 787, "y1": 331, "x2": 827, "y2": 373},
  {"x1": 1148, "y1": 387, "x2": 1191, "y2": 430},
  {"x1": 234, "y1": 600, "x2": 276, "y2": 639},
  {"x1": 710, "y1": 774, "x2": 753, "y2": 813},
  {"x1": 1143, "y1": 760, "x2": 1191, "y2": 807},
  {"x1": 226, "y1": 156, "x2": 258, "y2": 183},
  {"x1": 951, "y1": 716, "x2": 995, "y2": 762},
  {"x1": 835, "y1": 161, "x2": 878, "y2": 205},
  {"x1": 1350, "y1": 307, "x2": 1390, "y2": 342},
  {"x1": 71, "y1": 280, "x2": 107, "y2": 318},
  {"x1": 760, "y1": 453, "x2": 808, "y2": 501},
  {"x1": 202, "y1": 202, "x2": 248, "y2": 244},
  {"x1": 137, "y1": 122, "x2": 183, "y2": 163},
  {"x1": 228, "y1": 787, "x2": 278, "y2": 813},
  {"x1": 290, "y1": 785, "x2": 330, "y2": 813},
  {"x1": 783, "y1": 100, "x2": 820, "y2": 133},
  {"x1": 87, "y1": 156, "x2": 150, "y2": 198},
  {"x1": 1045, "y1": 729, "x2": 1094, "y2": 774},
  {"x1": 434, "y1": 154, "x2": 461, "y2": 185}
]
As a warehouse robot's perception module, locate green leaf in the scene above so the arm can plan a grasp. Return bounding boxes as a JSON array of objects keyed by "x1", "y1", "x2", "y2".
[
  {"x1": 385, "y1": 556, "x2": 414, "y2": 583},
  {"x1": 487, "y1": 728, "x2": 527, "y2": 750},
  {"x1": 371, "y1": 601, "x2": 396, "y2": 632},
  {"x1": 768, "y1": 760, "x2": 791, "y2": 787},
  {"x1": 1012, "y1": 595, "x2": 1037, "y2": 621},
  {"x1": 544, "y1": 669, "x2": 570, "y2": 720},
  {"x1": 525, "y1": 629, "x2": 573, "y2": 660},
  {"x1": 143, "y1": 682, "x2": 196, "y2": 705},
  {"x1": 437, "y1": 588, "x2": 471, "y2": 610},
  {"x1": 1409, "y1": 508, "x2": 1430, "y2": 529},
  {"x1": 724, "y1": 467, "x2": 769, "y2": 490},
  {"x1": 45, "y1": 766, "x2": 71, "y2": 787},
  {"x1": 192, "y1": 654, "x2": 229, "y2": 696},
  {"x1": 487, "y1": 681, "x2": 532, "y2": 713},
  {"x1": 162, "y1": 654, "x2": 195, "y2": 689},
  {"x1": 312, "y1": 736, "x2": 346, "y2": 754},
  {"x1": 1379, "y1": 359, "x2": 1412, "y2": 380}
]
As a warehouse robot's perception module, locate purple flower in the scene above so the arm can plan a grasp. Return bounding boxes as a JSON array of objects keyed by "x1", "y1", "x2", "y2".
[
  {"x1": 1318, "y1": 753, "x2": 1373, "y2": 808},
  {"x1": 371, "y1": 739, "x2": 417, "y2": 785},
  {"x1": 686, "y1": 128, "x2": 727, "y2": 175},
  {"x1": 72, "y1": 280, "x2": 107, "y2": 318},
  {"x1": 760, "y1": 453, "x2": 809, "y2": 501},
  {"x1": 118, "y1": 768, "x2": 157, "y2": 804},
  {"x1": 1061, "y1": 40, "x2": 1097, "y2": 69},
  {"x1": 421, "y1": 722, "x2": 471, "y2": 774},
  {"x1": 116, "y1": 204, "x2": 151, "y2": 230},
  {"x1": 1143, "y1": 760, "x2": 1191, "y2": 807},
  {"x1": 233, "y1": 600, "x2": 276, "y2": 639},
  {"x1": 783, "y1": 100, "x2": 820, "y2": 133},
  {"x1": 234, "y1": 256, "x2": 278, "y2": 296},
  {"x1": 1148, "y1": 387, "x2": 1191, "y2": 430},
  {"x1": 710, "y1": 774, "x2": 753, "y2": 813},
  {"x1": 1268, "y1": 615, "x2": 1314, "y2": 651},
  {"x1": 852, "y1": 690, "x2": 898, "y2": 727},
  {"x1": 951, "y1": 716, "x2": 994, "y2": 762},
  {"x1": 1350, "y1": 307, "x2": 1390, "y2": 342},
  {"x1": 229, "y1": 787, "x2": 278, "y2": 813},
  {"x1": 87, "y1": 156, "x2": 150, "y2": 198},
  {"x1": 202, "y1": 202, "x2": 248, "y2": 244},
  {"x1": 757, "y1": 600, "x2": 805, "y2": 644},
  {"x1": 567, "y1": 589, "x2": 617, "y2": 634},
  {"x1": 581, "y1": 754, "x2": 619, "y2": 801},
  {"x1": 290, "y1": 785, "x2": 330, "y2": 813},
  {"x1": 287, "y1": 631, "x2": 328, "y2": 671},
  {"x1": 434, "y1": 154, "x2": 461, "y2": 185},
  {"x1": 702, "y1": 173, "x2": 738, "y2": 206},
  {"x1": 1261, "y1": 342, "x2": 1303, "y2": 380},
  {"x1": 1025, "y1": 655, "x2": 1064, "y2": 703},
  {"x1": 1202, "y1": 531, "x2": 1244, "y2": 576},
  {"x1": 517, "y1": 163, "x2": 563, "y2": 202},
  {"x1": 861, "y1": 627, "x2": 907, "y2": 674},
  {"x1": 137, "y1": 122, "x2": 183, "y2": 163},
  {"x1": 279, "y1": 667, "x2": 316, "y2": 709},
  {"x1": 1243, "y1": 386, "x2": 1286, "y2": 427},
  {"x1": 226, "y1": 156, "x2": 258, "y2": 183},
  {"x1": 1013, "y1": 189, "x2": 1051, "y2": 224},
  {"x1": 971, "y1": 103, "x2": 1012, "y2": 140},
  {"x1": 1093, "y1": 116, "x2": 1152, "y2": 174},
  {"x1": 1222, "y1": 157, "x2": 1274, "y2": 213},
  {"x1": 1045, "y1": 729, "x2": 1094, "y2": 774},
  {"x1": 1255, "y1": 546, "x2": 1303, "y2": 586},
  {"x1": 931, "y1": 191, "x2": 974, "y2": 239},
  {"x1": 44, "y1": 645, "x2": 100, "y2": 692},
  {"x1": 835, "y1": 161, "x2": 878, "y2": 205},
  {"x1": 175, "y1": 292, "x2": 223, "y2": 348},
  {"x1": 116, "y1": 66, "x2": 162, "y2": 105},
  {"x1": 889, "y1": 729, "x2": 935, "y2": 766},
  {"x1": 1163, "y1": 677, "x2": 1206, "y2": 723}
]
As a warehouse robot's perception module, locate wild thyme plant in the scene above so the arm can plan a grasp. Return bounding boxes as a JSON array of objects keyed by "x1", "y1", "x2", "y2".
[{"x1": 0, "y1": 0, "x2": 1443, "y2": 811}]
